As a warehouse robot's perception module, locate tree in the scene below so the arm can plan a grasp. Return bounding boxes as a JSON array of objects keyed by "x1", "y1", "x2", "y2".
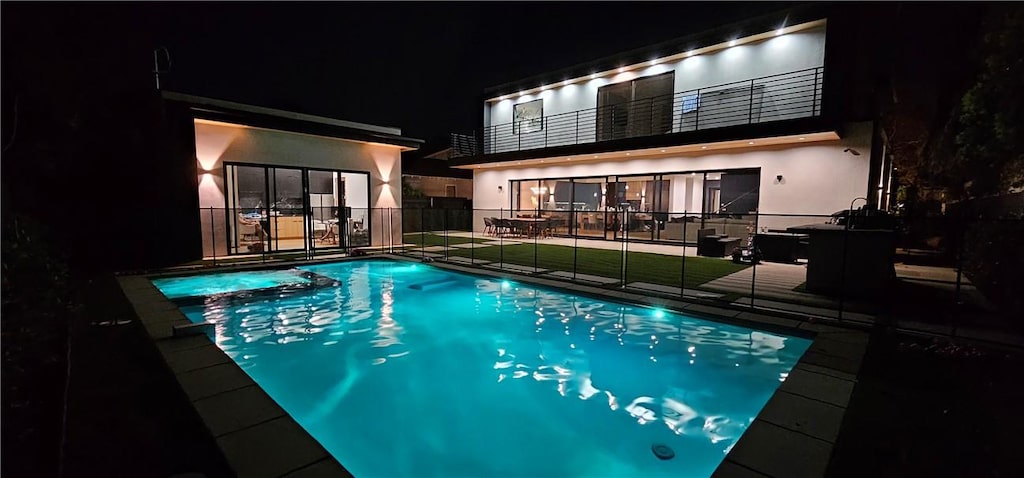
[{"x1": 954, "y1": 6, "x2": 1024, "y2": 198}]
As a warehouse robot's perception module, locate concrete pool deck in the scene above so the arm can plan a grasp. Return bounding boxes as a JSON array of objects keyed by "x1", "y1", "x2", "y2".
[{"x1": 116, "y1": 254, "x2": 869, "y2": 478}]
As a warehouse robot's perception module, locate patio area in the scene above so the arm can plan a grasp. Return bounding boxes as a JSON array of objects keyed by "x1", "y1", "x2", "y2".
[{"x1": 395, "y1": 231, "x2": 999, "y2": 330}]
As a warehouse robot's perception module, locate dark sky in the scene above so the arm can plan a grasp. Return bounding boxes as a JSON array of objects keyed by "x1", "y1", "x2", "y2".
[{"x1": 4, "y1": 2, "x2": 797, "y2": 145}]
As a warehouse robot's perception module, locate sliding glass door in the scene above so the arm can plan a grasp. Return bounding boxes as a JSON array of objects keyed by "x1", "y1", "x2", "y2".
[
  {"x1": 268, "y1": 167, "x2": 308, "y2": 252},
  {"x1": 508, "y1": 167, "x2": 760, "y2": 244},
  {"x1": 225, "y1": 164, "x2": 370, "y2": 255}
]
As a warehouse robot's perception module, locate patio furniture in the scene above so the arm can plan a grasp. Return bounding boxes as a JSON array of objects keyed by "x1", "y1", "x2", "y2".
[
  {"x1": 697, "y1": 228, "x2": 741, "y2": 257},
  {"x1": 495, "y1": 218, "x2": 513, "y2": 237},
  {"x1": 754, "y1": 232, "x2": 807, "y2": 263},
  {"x1": 238, "y1": 222, "x2": 259, "y2": 242},
  {"x1": 786, "y1": 224, "x2": 896, "y2": 297},
  {"x1": 484, "y1": 217, "x2": 495, "y2": 236},
  {"x1": 509, "y1": 219, "x2": 527, "y2": 237},
  {"x1": 238, "y1": 213, "x2": 265, "y2": 242}
]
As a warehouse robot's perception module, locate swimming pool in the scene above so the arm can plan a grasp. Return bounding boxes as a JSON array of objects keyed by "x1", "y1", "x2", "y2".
[{"x1": 155, "y1": 259, "x2": 811, "y2": 478}]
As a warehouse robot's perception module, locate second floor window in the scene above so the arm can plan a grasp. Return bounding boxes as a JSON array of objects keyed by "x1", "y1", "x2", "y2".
[{"x1": 596, "y1": 71, "x2": 674, "y2": 141}]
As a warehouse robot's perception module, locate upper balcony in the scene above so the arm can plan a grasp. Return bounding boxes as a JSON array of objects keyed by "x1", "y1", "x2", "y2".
[{"x1": 452, "y1": 66, "x2": 824, "y2": 159}]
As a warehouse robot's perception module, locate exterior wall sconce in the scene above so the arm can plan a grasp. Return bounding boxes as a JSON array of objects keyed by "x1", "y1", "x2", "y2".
[{"x1": 776, "y1": 174, "x2": 784, "y2": 182}]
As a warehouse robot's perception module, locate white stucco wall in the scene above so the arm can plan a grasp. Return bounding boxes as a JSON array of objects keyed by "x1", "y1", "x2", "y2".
[
  {"x1": 194, "y1": 119, "x2": 404, "y2": 253},
  {"x1": 483, "y1": 26, "x2": 826, "y2": 151},
  {"x1": 472, "y1": 122, "x2": 873, "y2": 233}
]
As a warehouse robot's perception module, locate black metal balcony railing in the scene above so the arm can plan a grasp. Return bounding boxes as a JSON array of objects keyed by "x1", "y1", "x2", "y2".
[{"x1": 451, "y1": 67, "x2": 823, "y2": 158}]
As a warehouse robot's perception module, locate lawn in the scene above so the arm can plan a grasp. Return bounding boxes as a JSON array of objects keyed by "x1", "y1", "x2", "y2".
[
  {"x1": 436, "y1": 240, "x2": 747, "y2": 289},
  {"x1": 401, "y1": 232, "x2": 485, "y2": 246}
]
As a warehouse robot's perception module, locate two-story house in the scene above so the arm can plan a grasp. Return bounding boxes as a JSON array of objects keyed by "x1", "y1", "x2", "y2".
[{"x1": 449, "y1": 6, "x2": 887, "y2": 243}]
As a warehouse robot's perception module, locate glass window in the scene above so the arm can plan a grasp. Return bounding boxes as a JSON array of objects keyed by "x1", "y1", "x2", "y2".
[{"x1": 597, "y1": 72, "x2": 675, "y2": 141}]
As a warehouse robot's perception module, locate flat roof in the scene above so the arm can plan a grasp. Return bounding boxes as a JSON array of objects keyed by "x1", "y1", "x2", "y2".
[
  {"x1": 163, "y1": 91, "x2": 423, "y2": 150},
  {"x1": 483, "y1": 4, "x2": 827, "y2": 99}
]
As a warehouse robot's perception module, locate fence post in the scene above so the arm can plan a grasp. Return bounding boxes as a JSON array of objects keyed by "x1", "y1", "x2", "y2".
[
  {"x1": 533, "y1": 218, "x2": 538, "y2": 274},
  {"x1": 952, "y1": 216, "x2": 967, "y2": 334},
  {"x1": 420, "y1": 207, "x2": 425, "y2": 260},
  {"x1": 749, "y1": 213, "x2": 758, "y2": 309},
  {"x1": 621, "y1": 212, "x2": 629, "y2": 289},
  {"x1": 680, "y1": 211, "x2": 687, "y2": 298},
  {"x1": 209, "y1": 207, "x2": 216, "y2": 266},
  {"x1": 499, "y1": 209, "x2": 504, "y2": 271},
  {"x1": 470, "y1": 210, "x2": 475, "y2": 265},
  {"x1": 837, "y1": 220, "x2": 850, "y2": 323},
  {"x1": 572, "y1": 224, "x2": 579, "y2": 282}
]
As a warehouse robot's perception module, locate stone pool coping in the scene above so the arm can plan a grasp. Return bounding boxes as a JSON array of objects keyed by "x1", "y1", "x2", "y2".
[{"x1": 116, "y1": 254, "x2": 869, "y2": 478}]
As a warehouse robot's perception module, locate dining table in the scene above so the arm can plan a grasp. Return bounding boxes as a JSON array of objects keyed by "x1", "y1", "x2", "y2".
[{"x1": 510, "y1": 217, "x2": 550, "y2": 238}]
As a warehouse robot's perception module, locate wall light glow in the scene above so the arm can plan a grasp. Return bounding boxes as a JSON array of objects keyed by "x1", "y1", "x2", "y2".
[{"x1": 728, "y1": 40, "x2": 737, "y2": 47}]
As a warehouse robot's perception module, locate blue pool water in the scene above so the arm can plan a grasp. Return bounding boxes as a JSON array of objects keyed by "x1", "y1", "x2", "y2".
[
  {"x1": 156, "y1": 260, "x2": 810, "y2": 478},
  {"x1": 151, "y1": 269, "x2": 310, "y2": 299}
]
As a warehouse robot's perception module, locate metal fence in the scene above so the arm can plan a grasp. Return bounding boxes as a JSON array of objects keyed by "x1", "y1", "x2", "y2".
[
  {"x1": 195, "y1": 206, "x2": 1023, "y2": 344},
  {"x1": 452, "y1": 67, "x2": 824, "y2": 157}
]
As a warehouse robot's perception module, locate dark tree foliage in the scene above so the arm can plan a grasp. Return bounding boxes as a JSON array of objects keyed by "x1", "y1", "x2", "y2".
[{"x1": 954, "y1": 6, "x2": 1024, "y2": 198}]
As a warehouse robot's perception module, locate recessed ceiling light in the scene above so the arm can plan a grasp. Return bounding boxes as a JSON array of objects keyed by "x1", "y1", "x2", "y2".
[
  {"x1": 701, "y1": 146, "x2": 707, "y2": 149},
  {"x1": 563, "y1": 80, "x2": 569, "y2": 86},
  {"x1": 729, "y1": 40, "x2": 737, "y2": 47},
  {"x1": 540, "y1": 160, "x2": 545, "y2": 162},
  {"x1": 650, "y1": 59, "x2": 659, "y2": 66},
  {"x1": 799, "y1": 137, "x2": 806, "y2": 140},
  {"x1": 500, "y1": 95, "x2": 507, "y2": 100},
  {"x1": 590, "y1": 73, "x2": 597, "y2": 79},
  {"x1": 660, "y1": 149, "x2": 666, "y2": 153},
  {"x1": 518, "y1": 90, "x2": 524, "y2": 97},
  {"x1": 748, "y1": 141, "x2": 755, "y2": 145},
  {"x1": 541, "y1": 85, "x2": 548, "y2": 91},
  {"x1": 626, "y1": 152, "x2": 631, "y2": 156},
  {"x1": 686, "y1": 50, "x2": 694, "y2": 57},
  {"x1": 593, "y1": 155, "x2": 598, "y2": 159},
  {"x1": 776, "y1": 28, "x2": 785, "y2": 36},
  {"x1": 618, "y1": 67, "x2": 625, "y2": 73}
]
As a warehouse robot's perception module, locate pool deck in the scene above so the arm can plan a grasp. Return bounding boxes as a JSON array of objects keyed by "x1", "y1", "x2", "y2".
[{"x1": 117, "y1": 254, "x2": 870, "y2": 478}]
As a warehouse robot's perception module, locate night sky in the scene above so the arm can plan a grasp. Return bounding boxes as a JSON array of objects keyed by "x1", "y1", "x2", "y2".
[{"x1": 4, "y1": 2, "x2": 797, "y2": 146}]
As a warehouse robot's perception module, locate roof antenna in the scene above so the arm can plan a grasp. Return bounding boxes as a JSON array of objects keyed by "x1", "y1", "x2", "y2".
[{"x1": 153, "y1": 47, "x2": 172, "y2": 90}]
